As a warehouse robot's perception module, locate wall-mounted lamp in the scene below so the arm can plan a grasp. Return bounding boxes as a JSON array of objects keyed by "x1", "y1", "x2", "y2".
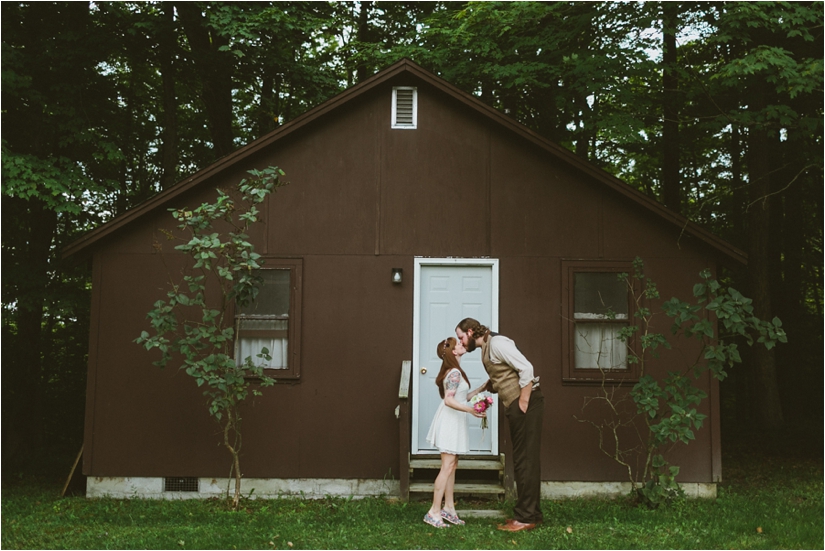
[{"x1": 391, "y1": 268, "x2": 403, "y2": 284}]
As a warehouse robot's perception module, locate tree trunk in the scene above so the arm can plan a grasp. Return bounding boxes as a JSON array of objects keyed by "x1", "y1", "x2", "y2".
[
  {"x1": 730, "y1": 124, "x2": 746, "y2": 243},
  {"x1": 774, "y1": 132, "x2": 805, "y2": 422},
  {"x1": 574, "y1": 94, "x2": 591, "y2": 160},
  {"x1": 159, "y1": 3, "x2": 178, "y2": 189},
  {"x1": 662, "y1": 1, "x2": 680, "y2": 213},
  {"x1": 746, "y1": 98, "x2": 784, "y2": 430},
  {"x1": 574, "y1": 8, "x2": 593, "y2": 161},
  {"x1": 728, "y1": 124, "x2": 754, "y2": 426},
  {"x1": 354, "y1": 1, "x2": 374, "y2": 83},
  {"x1": 4, "y1": 197, "x2": 58, "y2": 466},
  {"x1": 176, "y1": 3, "x2": 234, "y2": 158},
  {"x1": 223, "y1": 410, "x2": 242, "y2": 510},
  {"x1": 257, "y1": 74, "x2": 276, "y2": 137},
  {"x1": 479, "y1": 78, "x2": 494, "y2": 107}
]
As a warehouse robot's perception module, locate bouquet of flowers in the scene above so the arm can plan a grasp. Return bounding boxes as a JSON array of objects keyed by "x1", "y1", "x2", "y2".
[{"x1": 470, "y1": 394, "x2": 494, "y2": 430}]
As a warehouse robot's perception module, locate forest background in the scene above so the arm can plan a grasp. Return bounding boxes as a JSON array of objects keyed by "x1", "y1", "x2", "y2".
[{"x1": 2, "y1": 1, "x2": 822, "y2": 472}]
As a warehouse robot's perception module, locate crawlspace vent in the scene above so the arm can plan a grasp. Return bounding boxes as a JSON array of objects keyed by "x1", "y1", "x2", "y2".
[{"x1": 164, "y1": 476, "x2": 199, "y2": 492}]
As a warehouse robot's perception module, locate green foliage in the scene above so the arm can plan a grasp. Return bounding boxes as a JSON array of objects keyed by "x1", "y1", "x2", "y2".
[
  {"x1": 638, "y1": 454, "x2": 684, "y2": 507},
  {"x1": 0, "y1": 144, "x2": 104, "y2": 215},
  {"x1": 135, "y1": 166, "x2": 286, "y2": 509},
  {"x1": 580, "y1": 258, "x2": 787, "y2": 508},
  {"x1": 663, "y1": 268, "x2": 788, "y2": 380},
  {"x1": 386, "y1": 1, "x2": 661, "y2": 153}
]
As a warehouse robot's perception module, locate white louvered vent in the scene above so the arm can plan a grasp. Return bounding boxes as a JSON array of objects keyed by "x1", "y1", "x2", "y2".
[{"x1": 392, "y1": 87, "x2": 417, "y2": 129}]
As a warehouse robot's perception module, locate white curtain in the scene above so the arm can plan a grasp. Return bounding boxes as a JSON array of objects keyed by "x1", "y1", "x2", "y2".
[
  {"x1": 574, "y1": 323, "x2": 627, "y2": 370},
  {"x1": 238, "y1": 337, "x2": 288, "y2": 369}
]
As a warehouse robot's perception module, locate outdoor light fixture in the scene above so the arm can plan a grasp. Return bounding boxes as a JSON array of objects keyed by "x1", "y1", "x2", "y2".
[{"x1": 391, "y1": 268, "x2": 403, "y2": 284}]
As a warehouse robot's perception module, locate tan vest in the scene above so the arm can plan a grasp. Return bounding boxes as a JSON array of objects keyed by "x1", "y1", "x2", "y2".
[{"x1": 481, "y1": 335, "x2": 522, "y2": 408}]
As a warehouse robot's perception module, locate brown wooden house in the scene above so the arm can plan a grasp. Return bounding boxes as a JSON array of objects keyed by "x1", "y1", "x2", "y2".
[{"x1": 64, "y1": 59, "x2": 744, "y2": 500}]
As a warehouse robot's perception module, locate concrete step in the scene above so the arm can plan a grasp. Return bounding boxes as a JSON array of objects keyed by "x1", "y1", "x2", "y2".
[{"x1": 409, "y1": 481, "x2": 505, "y2": 495}]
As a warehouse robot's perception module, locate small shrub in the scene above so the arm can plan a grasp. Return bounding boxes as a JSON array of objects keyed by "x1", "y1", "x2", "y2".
[
  {"x1": 578, "y1": 257, "x2": 786, "y2": 508},
  {"x1": 136, "y1": 167, "x2": 287, "y2": 509}
]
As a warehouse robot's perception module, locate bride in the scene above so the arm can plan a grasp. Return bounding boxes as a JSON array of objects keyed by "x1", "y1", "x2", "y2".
[{"x1": 423, "y1": 337, "x2": 487, "y2": 528}]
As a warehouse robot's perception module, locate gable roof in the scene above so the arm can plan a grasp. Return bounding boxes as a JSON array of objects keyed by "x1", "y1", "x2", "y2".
[{"x1": 63, "y1": 58, "x2": 746, "y2": 265}]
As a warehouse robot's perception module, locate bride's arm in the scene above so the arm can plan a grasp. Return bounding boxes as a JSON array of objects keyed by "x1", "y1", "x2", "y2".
[
  {"x1": 443, "y1": 371, "x2": 485, "y2": 417},
  {"x1": 467, "y1": 380, "x2": 490, "y2": 401}
]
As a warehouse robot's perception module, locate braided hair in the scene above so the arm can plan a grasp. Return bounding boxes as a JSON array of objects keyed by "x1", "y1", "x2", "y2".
[{"x1": 434, "y1": 337, "x2": 471, "y2": 399}]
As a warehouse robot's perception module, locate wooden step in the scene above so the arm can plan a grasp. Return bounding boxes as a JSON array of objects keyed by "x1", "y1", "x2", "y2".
[
  {"x1": 410, "y1": 458, "x2": 503, "y2": 471},
  {"x1": 409, "y1": 482, "x2": 505, "y2": 495}
]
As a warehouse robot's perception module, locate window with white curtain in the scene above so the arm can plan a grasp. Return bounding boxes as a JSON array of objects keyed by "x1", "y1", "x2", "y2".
[
  {"x1": 573, "y1": 272, "x2": 629, "y2": 370},
  {"x1": 237, "y1": 318, "x2": 289, "y2": 369},
  {"x1": 235, "y1": 260, "x2": 302, "y2": 378}
]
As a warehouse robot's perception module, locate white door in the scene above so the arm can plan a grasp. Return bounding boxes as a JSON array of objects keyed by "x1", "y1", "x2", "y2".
[{"x1": 412, "y1": 259, "x2": 499, "y2": 455}]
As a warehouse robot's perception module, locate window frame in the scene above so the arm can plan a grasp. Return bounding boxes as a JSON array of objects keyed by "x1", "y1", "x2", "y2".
[
  {"x1": 561, "y1": 260, "x2": 639, "y2": 384},
  {"x1": 234, "y1": 258, "x2": 303, "y2": 381},
  {"x1": 391, "y1": 86, "x2": 418, "y2": 129}
]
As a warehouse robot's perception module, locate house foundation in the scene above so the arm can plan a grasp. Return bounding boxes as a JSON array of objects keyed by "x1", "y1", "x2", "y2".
[{"x1": 86, "y1": 477, "x2": 716, "y2": 500}]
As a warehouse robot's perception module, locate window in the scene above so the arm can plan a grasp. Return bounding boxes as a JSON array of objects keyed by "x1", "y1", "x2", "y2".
[
  {"x1": 392, "y1": 86, "x2": 417, "y2": 129},
  {"x1": 235, "y1": 259, "x2": 302, "y2": 379},
  {"x1": 562, "y1": 261, "x2": 638, "y2": 383}
]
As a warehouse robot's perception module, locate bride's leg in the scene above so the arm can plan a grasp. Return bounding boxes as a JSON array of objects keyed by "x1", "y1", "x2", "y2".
[
  {"x1": 428, "y1": 453, "x2": 457, "y2": 518},
  {"x1": 443, "y1": 456, "x2": 458, "y2": 513}
]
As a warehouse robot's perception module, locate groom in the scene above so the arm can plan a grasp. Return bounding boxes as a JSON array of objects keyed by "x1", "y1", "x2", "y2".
[{"x1": 456, "y1": 318, "x2": 544, "y2": 532}]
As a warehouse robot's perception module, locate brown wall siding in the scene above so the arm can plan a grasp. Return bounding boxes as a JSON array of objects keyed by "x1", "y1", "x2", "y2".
[
  {"x1": 83, "y1": 76, "x2": 721, "y2": 483},
  {"x1": 260, "y1": 95, "x2": 380, "y2": 257},
  {"x1": 238, "y1": 253, "x2": 412, "y2": 479},
  {"x1": 490, "y1": 134, "x2": 602, "y2": 259},
  {"x1": 87, "y1": 252, "x2": 212, "y2": 475},
  {"x1": 82, "y1": 252, "x2": 103, "y2": 475},
  {"x1": 380, "y1": 82, "x2": 490, "y2": 257}
]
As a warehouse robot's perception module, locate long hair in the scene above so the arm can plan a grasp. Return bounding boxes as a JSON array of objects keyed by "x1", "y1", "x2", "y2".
[{"x1": 434, "y1": 337, "x2": 471, "y2": 399}]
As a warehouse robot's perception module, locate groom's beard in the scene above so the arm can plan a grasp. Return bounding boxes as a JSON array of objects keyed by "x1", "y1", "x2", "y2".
[{"x1": 466, "y1": 338, "x2": 477, "y2": 352}]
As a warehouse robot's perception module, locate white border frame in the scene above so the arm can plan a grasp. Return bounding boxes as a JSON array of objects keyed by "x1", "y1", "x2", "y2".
[
  {"x1": 391, "y1": 86, "x2": 418, "y2": 129},
  {"x1": 411, "y1": 257, "x2": 500, "y2": 455}
]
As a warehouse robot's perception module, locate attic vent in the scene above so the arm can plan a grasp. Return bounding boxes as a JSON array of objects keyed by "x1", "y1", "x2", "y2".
[
  {"x1": 164, "y1": 476, "x2": 199, "y2": 492},
  {"x1": 392, "y1": 87, "x2": 417, "y2": 129}
]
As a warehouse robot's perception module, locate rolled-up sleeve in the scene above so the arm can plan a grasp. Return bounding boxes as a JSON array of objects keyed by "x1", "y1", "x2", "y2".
[{"x1": 489, "y1": 336, "x2": 535, "y2": 388}]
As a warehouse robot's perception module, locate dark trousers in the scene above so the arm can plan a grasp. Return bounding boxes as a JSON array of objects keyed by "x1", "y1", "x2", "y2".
[{"x1": 505, "y1": 388, "x2": 544, "y2": 524}]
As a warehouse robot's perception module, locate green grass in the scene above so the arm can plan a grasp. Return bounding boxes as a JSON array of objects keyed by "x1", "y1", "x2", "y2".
[{"x1": 2, "y1": 437, "x2": 822, "y2": 549}]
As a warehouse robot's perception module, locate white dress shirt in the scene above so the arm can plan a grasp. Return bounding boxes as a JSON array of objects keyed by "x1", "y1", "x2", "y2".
[{"x1": 488, "y1": 335, "x2": 535, "y2": 388}]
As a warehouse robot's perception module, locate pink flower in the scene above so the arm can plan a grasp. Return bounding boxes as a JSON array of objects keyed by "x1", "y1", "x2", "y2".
[
  {"x1": 472, "y1": 394, "x2": 494, "y2": 414},
  {"x1": 470, "y1": 394, "x2": 494, "y2": 432}
]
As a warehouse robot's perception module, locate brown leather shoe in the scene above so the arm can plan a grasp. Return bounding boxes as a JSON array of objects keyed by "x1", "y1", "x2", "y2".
[{"x1": 496, "y1": 519, "x2": 537, "y2": 532}]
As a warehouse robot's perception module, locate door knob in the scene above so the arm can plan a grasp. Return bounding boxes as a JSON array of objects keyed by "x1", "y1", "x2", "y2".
[{"x1": 420, "y1": 367, "x2": 427, "y2": 375}]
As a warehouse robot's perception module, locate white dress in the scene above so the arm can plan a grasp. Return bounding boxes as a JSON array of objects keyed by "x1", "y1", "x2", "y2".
[{"x1": 426, "y1": 368, "x2": 470, "y2": 455}]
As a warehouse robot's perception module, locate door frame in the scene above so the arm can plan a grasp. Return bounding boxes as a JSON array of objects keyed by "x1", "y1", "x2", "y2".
[{"x1": 411, "y1": 257, "x2": 500, "y2": 455}]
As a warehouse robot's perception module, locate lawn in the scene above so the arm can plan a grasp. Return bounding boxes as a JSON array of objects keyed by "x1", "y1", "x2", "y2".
[{"x1": 2, "y1": 433, "x2": 822, "y2": 550}]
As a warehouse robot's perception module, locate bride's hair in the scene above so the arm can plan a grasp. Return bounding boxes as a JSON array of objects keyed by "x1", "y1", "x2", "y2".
[{"x1": 434, "y1": 337, "x2": 471, "y2": 399}]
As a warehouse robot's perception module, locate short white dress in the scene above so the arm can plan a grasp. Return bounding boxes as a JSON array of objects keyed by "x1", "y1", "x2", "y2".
[{"x1": 426, "y1": 368, "x2": 470, "y2": 455}]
